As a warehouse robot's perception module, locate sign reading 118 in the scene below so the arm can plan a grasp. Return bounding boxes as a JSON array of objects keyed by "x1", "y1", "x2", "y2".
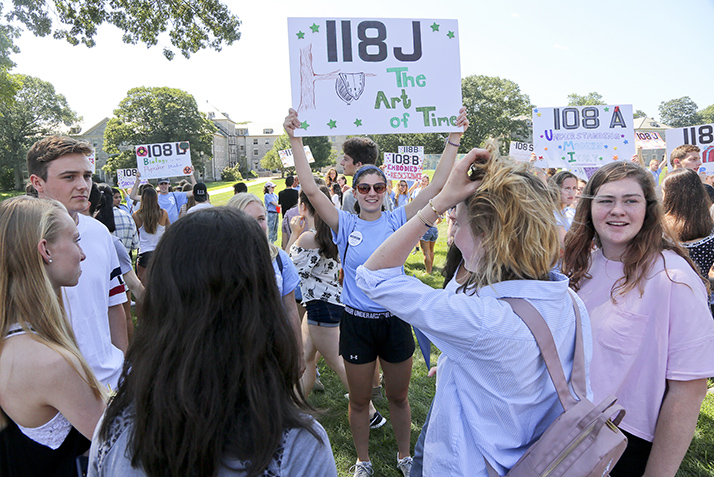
[{"x1": 326, "y1": 20, "x2": 422, "y2": 63}]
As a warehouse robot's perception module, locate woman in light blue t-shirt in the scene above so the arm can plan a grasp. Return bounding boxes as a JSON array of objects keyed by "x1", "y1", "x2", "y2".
[{"x1": 285, "y1": 107, "x2": 468, "y2": 477}]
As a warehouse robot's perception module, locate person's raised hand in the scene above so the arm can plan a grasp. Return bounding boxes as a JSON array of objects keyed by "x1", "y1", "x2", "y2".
[
  {"x1": 290, "y1": 214, "x2": 306, "y2": 235},
  {"x1": 283, "y1": 108, "x2": 301, "y2": 139},
  {"x1": 455, "y1": 106, "x2": 469, "y2": 134},
  {"x1": 431, "y1": 148, "x2": 490, "y2": 212}
]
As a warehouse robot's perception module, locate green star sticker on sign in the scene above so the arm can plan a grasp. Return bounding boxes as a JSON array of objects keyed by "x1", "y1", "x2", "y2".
[
  {"x1": 430, "y1": 22, "x2": 439, "y2": 32},
  {"x1": 310, "y1": 23, "x2": 320, "y2": 33},
  {"x1": 296, "y1": 31, "x2": 305, "y2": 39},
  {"x1": 300, "y1": 121, "x2": 309, "y2": 130},
  {"x1": 327, "y1": 119, "x2": 337, "y2": 129},
  {"x1": 447, "y1": 31, "x2": 455, "y2": 39},
  {"x1": 354, "y1": 119, "x2": 362, "y2": 127}
]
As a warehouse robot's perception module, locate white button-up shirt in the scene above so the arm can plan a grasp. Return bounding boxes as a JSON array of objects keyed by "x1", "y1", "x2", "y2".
[{"x1": 356, "y1": 266, "x2": 592, "y2": 476}]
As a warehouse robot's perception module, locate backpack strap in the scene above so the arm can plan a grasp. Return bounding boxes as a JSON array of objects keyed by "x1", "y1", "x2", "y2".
[
  {"x1": 500, "y1": 291, "x2": 584, "y2": 411},
  {"x1": 276, "y1": 251, "x2": 284, "y2": 274}
]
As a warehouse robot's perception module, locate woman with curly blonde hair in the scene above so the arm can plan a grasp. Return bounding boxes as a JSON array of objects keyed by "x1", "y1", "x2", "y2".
[{"x1": 356, "y1": 151, "x2": 592, "y2": 476}]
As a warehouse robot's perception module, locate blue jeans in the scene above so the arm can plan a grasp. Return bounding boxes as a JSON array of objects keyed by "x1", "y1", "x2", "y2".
[
  {"x1": 268, "y1": 212, "x2": 279, "y2": 243},
  {"x1": 410, "y1": 400, "x2": 433, "y2": 476}
]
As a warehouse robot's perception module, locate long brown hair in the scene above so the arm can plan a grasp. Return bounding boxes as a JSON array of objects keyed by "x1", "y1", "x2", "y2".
[
  {"x1": 100, "y1": 208, "x2": 318, "y2": 476},
  {"x1": 563, "y1": 161, "x2": 701, "y2": 298},
  {"x1": 662, "y1": 168, "x2": 713, "y2": 242},
  {"x1": 137, "y1": 187, "x2": 162, "y2": 234},
  {"x1": 300, "y1": 187, "x2": 339, "y2": 261}
]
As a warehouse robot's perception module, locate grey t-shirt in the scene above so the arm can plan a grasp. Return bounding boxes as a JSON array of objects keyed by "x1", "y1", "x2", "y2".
[{"x1": 88, "y1": 413, "x2": 337, "y2": 477}]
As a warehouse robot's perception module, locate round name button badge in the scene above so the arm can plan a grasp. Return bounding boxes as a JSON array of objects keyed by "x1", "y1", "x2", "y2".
[{"x1": 348, "y1": 230, "x2": 363, "y2": 247}]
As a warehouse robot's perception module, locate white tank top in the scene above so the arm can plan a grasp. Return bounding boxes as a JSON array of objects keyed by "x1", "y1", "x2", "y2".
[
  {"x1": 139, "y1": 223, "x2": 165, "y2": 253},
  {"x1": 4, "y1": 323, "x2": 73, "y2": 449}
]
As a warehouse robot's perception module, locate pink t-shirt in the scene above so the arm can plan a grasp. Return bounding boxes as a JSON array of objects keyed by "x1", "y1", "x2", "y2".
[{"x1": 578, "y1": 249, "x2": 714, "y2": 441}]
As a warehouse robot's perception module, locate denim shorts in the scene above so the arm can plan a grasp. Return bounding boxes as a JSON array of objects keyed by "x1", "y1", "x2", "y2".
[
  {"x1": 306, "y1": 300, "x2": 342, "y2": 327},
  {"x1": 420, "y1": 226, "x2": 438, "y2": 242}
]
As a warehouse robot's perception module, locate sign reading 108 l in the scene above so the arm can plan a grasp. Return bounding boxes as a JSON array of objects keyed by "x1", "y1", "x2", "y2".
[
  {"x1": 532, "y1": 104, "x2": 635, "y2": 168},
  {"x1": 287, "y1": 17, "x2": 462, "y2": 137}
]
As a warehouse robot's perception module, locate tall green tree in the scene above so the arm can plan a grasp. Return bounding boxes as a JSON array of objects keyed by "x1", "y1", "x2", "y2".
[
  {"x1": 460, "y1": 75, "x2": 532, "y2": 152},
  {"x1": 633, "y1": 110, "x2": 648, "y2": 119},
  {"x1": 0, "y1": 17, "x2": 20, "y2": 102},
  {"x1": 261, "y1": 133, "x2": 290, "y2": 174},
  {"x1": 699, "y1": 104, "x2": 714, "y2": 124},
  {"x1": 3, "y1": 0, "x2": 240, "y2": 59},
  {"x1": 658, "y1": 96, "x2": 701, "y2": 128},
  {"x1": 103, "y1": 87, "x2": 216, "y2": 174},
  {"x1": 304, "y1": 136, "x2": 336, "y2": 169},
  {"x1": 567, "y1": 92, "x2": 606, "y2": 106},
  {"x1": 0, "y1": 74, "x2": 78, "y2": 189}
]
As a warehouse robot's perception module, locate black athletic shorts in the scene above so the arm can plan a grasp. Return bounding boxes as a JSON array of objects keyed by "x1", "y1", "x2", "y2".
[{"x1": 339, "y1": 306, "x2": 415, "y2": 365}]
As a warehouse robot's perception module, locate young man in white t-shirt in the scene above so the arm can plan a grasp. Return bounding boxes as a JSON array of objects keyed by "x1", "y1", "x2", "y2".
[{"x1": 28, "y1": 136, "x2": 128, "y2": 389}]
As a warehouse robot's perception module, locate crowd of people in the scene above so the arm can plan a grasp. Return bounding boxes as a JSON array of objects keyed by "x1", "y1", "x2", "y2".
[{"x1": 0, "y1": 123, "x2": 713, "y2": 477}]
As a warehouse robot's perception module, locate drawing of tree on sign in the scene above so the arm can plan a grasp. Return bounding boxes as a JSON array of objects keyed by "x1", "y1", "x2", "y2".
[{"x1": 298, "y1": 44, "x2": 340, "y2": 112}]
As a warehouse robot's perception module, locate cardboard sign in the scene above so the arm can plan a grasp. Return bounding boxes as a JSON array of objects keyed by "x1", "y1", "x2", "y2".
[
  {"x1": 532, "y1": 105, "x2": 635, "y2": 168},
  {"x1": 278, "y1": 145, "x2": 315, "y2": 167},
  {"x1": 508, "y1": 141, "x2": 534, "y2": 162},
  {"x1": 135, "y1": 141, "x2": 193, "y2": 180},
  {"x1": 665, "y1": 123, "x2": 714, "y2": 173},
  {"x1": 383, "y1": 149, "x2": 423, "y2": 181},
  {"x1": 288, "y1": 17, "x2": 462, "y2": 137},
  {"x1": 635, "y1": 131, "x2": 666, "y2": 150},
  {"x1": 87, "y1": 152, "x2": 96, "y2": 173},
  {"x1": 116, "y1": 168, "x2": 149, "y2": 189}
]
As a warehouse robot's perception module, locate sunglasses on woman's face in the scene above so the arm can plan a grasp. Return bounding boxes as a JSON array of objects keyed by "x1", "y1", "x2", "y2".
[{"x1": 355, "y1": 183, "x2": 387, "y2": 194}]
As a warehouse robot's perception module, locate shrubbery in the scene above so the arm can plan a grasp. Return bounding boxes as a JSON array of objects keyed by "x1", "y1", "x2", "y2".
[{"x1": 221, "y1": 164, "x2": 243, "y2": 181}]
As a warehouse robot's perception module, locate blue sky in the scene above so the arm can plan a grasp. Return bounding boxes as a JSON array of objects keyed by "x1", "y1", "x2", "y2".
[{"x1": 10, "y1": 0, "x2": 714, "y2": 131}]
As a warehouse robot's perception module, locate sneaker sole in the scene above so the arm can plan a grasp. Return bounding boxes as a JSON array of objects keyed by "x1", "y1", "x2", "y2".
[{"x1": 370, "y1": 415, "x2": 387, "y2": 429}]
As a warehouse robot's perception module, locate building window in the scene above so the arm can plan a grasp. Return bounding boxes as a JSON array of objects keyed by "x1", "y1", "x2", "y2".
[
  {"x1": 265, "y1": 139, "x2": 270, "y2": 145},
  {"x1": 253, "y1": 139, "x2": 258, "y2": 145},
  {"x1": 239, "y1": 145, "x2": 244, "y2": 151},
  {"x1": 263, "y1": 128, "x2": 273, "y2": 134},
  {"x1": 253, "y1": 149, "x2": 259, "y2": 156}
]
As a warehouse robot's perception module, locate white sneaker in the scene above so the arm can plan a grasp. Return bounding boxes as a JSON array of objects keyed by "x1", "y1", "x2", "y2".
[
  {"x1": 350, "y1": 460, "x2": 374, "y2": 477},
  {"x1": 397, "y1": 453, "x2": 413, "y2": 477}
]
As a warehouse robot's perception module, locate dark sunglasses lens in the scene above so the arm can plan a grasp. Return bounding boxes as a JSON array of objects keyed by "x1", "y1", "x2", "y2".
[
  {"x1": 356, "y1": 184, "x2": 370, "y2": 194},
  {"x1": 373, "y1": 184, "x2": 387, "y2": 193}
]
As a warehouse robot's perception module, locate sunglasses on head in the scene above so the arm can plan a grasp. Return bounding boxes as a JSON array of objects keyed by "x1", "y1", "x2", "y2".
[{"x1": 355, "y1": 183, "x2": 387, "y2": 194}]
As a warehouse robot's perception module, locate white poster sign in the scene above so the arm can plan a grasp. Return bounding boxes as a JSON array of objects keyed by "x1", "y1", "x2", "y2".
[
  {"x1": 398, "y1": 145, "x2": 424, "y2": 155},
  {"x1": 288, "y1": 17, "x2": 462, "y2": 137},
  {"x1": 135, "y1": 141, "x2": 193, "y2": 180},
  {"x1": 383, "y1": 150, "x2": 424, "y2": 181},
  {"x1": 87, "y1": 152, "x2": 96, "y2": 173},
  {"x1": 278, "y1": 145, "x2": 315, "y2": 167},
  {"x1": 508, "y1": 141, "x2": 534, "y2": 162},
  {"x1": 635, "y1": 131, "x2": 666, "y2": 150},
  {"x1": 665, "y1": 123, "x2": 714, "y2": 173},
  {"x1": 532, "y1": 104, "x2": 635, "y2": 168},
  {"x1": 116, "y1": 168, "x2": 149, "y2": 189}
]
